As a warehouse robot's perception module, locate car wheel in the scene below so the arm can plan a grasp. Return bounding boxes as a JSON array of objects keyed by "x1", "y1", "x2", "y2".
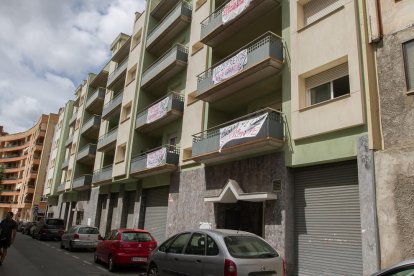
[
  {"x1": 93, "y1": 252, "x2": 99, "y2": 263},
  {"x1": 148, "y1": 264, "x2": 159, "y2": 276},
  {"x1": 60, "y1": 241, "x2": 65, "y2": 249},
  {"x1": 68, "y1": 241, "x2": 74, "y2": 252},
  {"x1": 108, "y1": 255, "x2": 115, "y2": 272}
]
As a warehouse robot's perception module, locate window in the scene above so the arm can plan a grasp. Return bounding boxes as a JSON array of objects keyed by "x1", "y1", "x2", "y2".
[
  {"x1": 206, "y1": 235, "x2": 219, "y2": 256},
  {"x1": 115, "y1": 143, "x2": 127, "y2": 163},
  {"x1": 131, "y1": 30, "x2": 142, "y2": 49},
  {"x1": 301, "y1": 0, "x2": 344, "y2": 27},
  {"x1": 305, "y1": 62, "x2": 350, "y2": 106},
  {"x1": 185, "y1": 233, "x2": 206, "y2": 255},
  {"x1": 166, "y1": 233, "x2": 191, "y2": 254},
  {"x1": 121, "y1": 102, "x2": 132, "y2": 122},
  {"x1": 403, "y1": 39, "x2": 414, "y2": 92},
  {"x1": 126, "y1": 65, "x2": 137, "y2": 85}
]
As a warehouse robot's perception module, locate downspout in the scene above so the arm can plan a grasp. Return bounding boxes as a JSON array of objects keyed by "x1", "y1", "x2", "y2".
[{"x1": 371, "y1": 0, "x2": 383, "y2": 43}]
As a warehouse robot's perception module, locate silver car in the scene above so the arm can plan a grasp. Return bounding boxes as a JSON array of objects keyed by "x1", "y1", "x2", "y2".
[
  {"x1": 147, "y1": 229, "x2": 285, "y2": 276},
  {"x1": 60, "y1": 225, "x2": 101, "y2": 251}
]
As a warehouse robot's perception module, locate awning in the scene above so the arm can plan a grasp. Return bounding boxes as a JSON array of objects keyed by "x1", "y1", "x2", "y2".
[{"x1": 204, "y1": 179, "x2": 277, "y2": 203}]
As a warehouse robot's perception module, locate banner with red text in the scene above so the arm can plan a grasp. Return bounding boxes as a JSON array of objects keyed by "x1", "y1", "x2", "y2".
[
  {"x1": 212, "y1": 49, "x2": 248, "y2": 84},
  {"x1": 222, "y1": 0, "x2": 251, "y2": 24},
  {"x1": 219, "y1": 113, "x2": 268, "y2": 150},
  {"x1": 146, "y1": 147, "x2": 167, "y2": 168}
]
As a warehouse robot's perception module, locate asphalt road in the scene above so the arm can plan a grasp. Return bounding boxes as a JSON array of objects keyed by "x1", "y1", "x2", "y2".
[{"x1": 0, "y1": 232, "x2": 147, "y2": 276}]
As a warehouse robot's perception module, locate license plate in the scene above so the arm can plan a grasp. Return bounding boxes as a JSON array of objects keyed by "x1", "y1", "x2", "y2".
[{"x1": 132, "y1": 257, "x2": 147, "y2": 262}]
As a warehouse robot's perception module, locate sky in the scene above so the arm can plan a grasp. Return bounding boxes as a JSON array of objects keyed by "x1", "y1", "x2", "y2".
[{"x1": 0, "y1": 0, "x2": 146, "y2": 134}]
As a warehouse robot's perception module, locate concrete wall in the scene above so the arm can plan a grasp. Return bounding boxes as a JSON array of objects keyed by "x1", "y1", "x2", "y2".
[
  {"x1": 166, "y1": 153, "x2": 294, "y2": 274},
  {"x1": 375, "y1": 23, "x2": 414, "y2": 268}
]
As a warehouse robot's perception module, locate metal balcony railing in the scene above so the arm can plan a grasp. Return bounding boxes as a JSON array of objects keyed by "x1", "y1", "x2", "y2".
[
  {"x1": 102, "y1": 92, "x2": 123, "y2": 119},
  {"x1": 141, "y1": 44, "x2": 188, "y2": 90},
  {"x1": 130, "y1": 145, "x2": 179, "y2": 175},
  {"x1": 85, "y1": 88, "x2": 106, "y2": 110},
  {"x1": 76, "y1": 144, "x2": 97, "y2": 162},
  {"x1": 135, "y1": 92, "x2": 184, "y2": 131},
  {"x1": 72, "y1": 175, "x2": 93, "y2": 190},
  {"x1": 92, "y1": 165, "x2": 113, "y2": 184},
  {"x1": 196, "y1": 32, "x2": 284, "y2": 100},
  {"x1": 97, "y1": 127, "x2": 118, "y2": 151},
  {"x1": 146, "y1": 1, "x2": 192, "y2": 53},
  {"x1": 107, "y1": 58, "x2": 128, "y2": 87},
  {"x1": 81, "y1": 115, "x2": 101, "y2": 135},
  {"x1": 192, "y1": 108, "x2": 284, "y2": 158},
  {"x1": 151, "y1": 0, "x2": 181, "y2": 20}
]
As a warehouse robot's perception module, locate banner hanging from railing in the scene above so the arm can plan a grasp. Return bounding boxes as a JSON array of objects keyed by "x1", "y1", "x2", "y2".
[
  {"x1": 146, "y1": 97, "x2": 170, "y2": 124},
  {"x1": 146, "y1": 147, "x2": 167, "y2": 168},
  {"x1": 219, "y1": 113, "x2": 268, "y2": 150},
  {"x1": 222, "y1": 0, "x2": 251, "y2": 24},
  {"x1": 212, "y1": 49, "x2": 248, "y2": 84}
]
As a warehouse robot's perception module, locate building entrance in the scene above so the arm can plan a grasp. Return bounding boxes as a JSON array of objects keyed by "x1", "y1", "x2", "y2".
[{"x1": 217, "y1": 201, "x2": 263, "y2": 237}]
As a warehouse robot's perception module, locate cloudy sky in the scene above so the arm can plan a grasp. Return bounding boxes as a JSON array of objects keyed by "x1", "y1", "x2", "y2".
[{"x1": 0, "y1": 0, "x2": 146, "y2": 134}]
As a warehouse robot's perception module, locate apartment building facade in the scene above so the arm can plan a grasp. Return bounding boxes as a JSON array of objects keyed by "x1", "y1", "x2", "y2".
[
  {"x1": 42, "y1": 0, "x2": 389, "y2": 275},
  {"x1": 0, "y1": 114, "x2": 58, "y2": 220},
  {"x1": 365, "y1": 0, "x2": 414, "y2": 269}
]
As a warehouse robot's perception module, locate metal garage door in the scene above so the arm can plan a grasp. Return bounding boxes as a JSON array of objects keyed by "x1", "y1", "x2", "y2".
[
  {"x1": 294, "y1": 161, "x2": 363, "y2": 276},
  {"x1": 143, "y1": 186, "x2": 169, "y2": 243}
]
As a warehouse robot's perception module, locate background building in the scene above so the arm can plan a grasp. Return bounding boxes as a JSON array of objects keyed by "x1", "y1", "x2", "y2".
[{"x1": 0, "y1": 114, "x2": 58, "y2": 220}]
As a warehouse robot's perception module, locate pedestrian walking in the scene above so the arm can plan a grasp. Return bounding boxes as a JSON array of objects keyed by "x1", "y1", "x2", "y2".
[{"x1": 0, "y1": 211, "x2": 18, "y2": 265}]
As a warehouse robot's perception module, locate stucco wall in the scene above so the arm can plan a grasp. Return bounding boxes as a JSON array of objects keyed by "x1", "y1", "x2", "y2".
[{"x1": 166, "y1": 153, "x2": 294, "y2": 273}]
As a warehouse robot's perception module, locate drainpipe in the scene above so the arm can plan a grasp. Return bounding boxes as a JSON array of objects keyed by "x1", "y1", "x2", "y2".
[{"x1": 371, "y1": 0, "x2": 384, "y2": 43}]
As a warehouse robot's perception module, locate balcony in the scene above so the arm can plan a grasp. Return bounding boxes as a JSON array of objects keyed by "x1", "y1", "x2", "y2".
[
  {"x1": 0, "y1": 143, "x2": 29, "y2": 152},
  {"x1": 107, "y1": 58, "x2": 128, "y2": 88},
  {"x1": 200, "y1": 0, "x2": 280, "y2": 47},
  {"x1": 146, "y1": 1, "x2": 192, "y2": 54},
  {"x1": 4, "y1": 166, "x2": 23, "y2": 173},
  {"x1": 85, "y1": 88, "x2": 106, "y2": 114},
  {"x1": 76, "y1": 144, "x2": 97, "y2": 165},
  {"x1": 135, "y1": 92, "x2": 184, "y2": 133},
  {"x1": 130, "y1": 145, "x2": 179, "y2": 178},
  {"x1": 151, "y1": 0, "x2": 180, "y2": 20},
  {"x1": 61, "y1": 158, "x2": 70, "y2": 170},
  {"x1": 141, "y1": 44, "x2": 188, "y2": 92},
  {"x1": 196, "y1": 32, "x2": 283, "y2": 103},
  {"x1": 72, "y1": 175, "x2": 92, "y2": 191},
  {"x1": 0, "y1": 154, "x2": 25, "y2": 162},
  {"x1": 97, "y1": 127, "x2": 118, "y2": 152},
  {"x1": 1, "y1": 178, "x2": 20, "y2": 184},
  {"x1": 102, "y1": 92, "x2": 123, "y2": 120},
  {"x1": 57, "y1": 183, "x2": 65, "y2": 193},
  {"x1": 81, "y1": 115, "x2": 101, "y2": 138},
  {"x1": 92, "y1": 165, "x2": 113, "y2": 185},
  {"x1": 65, "y1": 135, "x2": 74, "y2": 148},
  {"x1": 192, "y1": 109, "x2": 284, "y2": 164}
]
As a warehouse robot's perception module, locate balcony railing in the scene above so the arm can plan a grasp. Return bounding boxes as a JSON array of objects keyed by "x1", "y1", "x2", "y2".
[
  {"x1": 97, "y1": 127, "x2": 118, "y2": 151},
  {"x1": 151, "y1": 0, "x2": 181, "y2": 20},
  {"x1": 92, "y1": 165, "x2": 113, "y2": 184},
  {"x1": 81, "y1": 115, "x2": 101, "y2": 137},
  {"x1": 72, "y1": 175, "x2": 93, "y2": 190},
  {"x1": 146, "y1": 1, "x2": 192, "y2": 54},
  {"x1": 102, "y1": 92, "x2": 123, "y2": 119},
  {"x1": 107, "y1": 58, "x2": 128, "y2": 88},
  {"x1": 141, "y1": 44, "x2": 188, "y2": 91},
  {"x1": 196, "y1": 32, "x2": 284, "y2": 102},
  {"x1": 200, "y1": 0, "x2": 280, "y2": 47},
  {"x1": 192, "y1": 109, "x2": 284, "y2": 164},
  {"x1": 85, "y1": 88, "x2": 106, "y2": 113},
  {"x1": 76, "y1": 144, "x2": 97, "y2": 164},
  {"x1": 130, "y1": 145, "x2": 179, "y2": 177},
  {"x1": 135, "y1": 92, "x2": 184, "y2": 132}
]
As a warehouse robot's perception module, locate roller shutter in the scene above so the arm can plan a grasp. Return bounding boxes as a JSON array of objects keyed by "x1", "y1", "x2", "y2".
[
  {"x1": 294, "y1": 161, "x2": 363, "y2": 276},
  {"x1": 143, "y1": 186, "x2": 169, "y2": 243}
]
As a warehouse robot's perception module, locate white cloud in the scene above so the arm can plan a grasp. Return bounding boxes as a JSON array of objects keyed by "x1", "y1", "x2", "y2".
[{"x1": 0, "y1": 0, "x2": 146, "y2": 134}]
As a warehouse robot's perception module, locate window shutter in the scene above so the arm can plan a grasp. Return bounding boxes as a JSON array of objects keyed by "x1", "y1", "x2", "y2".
[
  {"x1": 303, "y1": 0, "x2": 343, "y2": 26},
  {"x1": 403, "y1": 40, "x2": 414, "y2": 91},
  {"x1": 305, "y1": 62, "x2": 349, "y2": 89}
]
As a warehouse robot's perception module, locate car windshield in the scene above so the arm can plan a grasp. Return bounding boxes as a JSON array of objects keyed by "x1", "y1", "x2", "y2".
[
  {"x1": 224, "y1": 235, "x2": 279, "y2": 259},
  {"x1": 46, "y1": 219, "x2": 64, "y2": 226},
  {"x1": 121, "y1": 232, "x2": 152, "y2": 242},
  {"x1": 78, "y1": 227, "x2": 99, "y2": 234}
]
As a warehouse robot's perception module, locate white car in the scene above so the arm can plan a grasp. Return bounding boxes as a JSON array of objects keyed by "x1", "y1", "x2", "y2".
[{"x1": 60, "y1": 225, "x2": 102, "y2": 251}]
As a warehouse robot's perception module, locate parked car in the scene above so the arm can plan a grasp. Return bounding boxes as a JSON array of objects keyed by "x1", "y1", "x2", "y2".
[
  {"x1": 29, "y1": 222, "x2": 39, "y2": 237},
  {"x1": 61, "y1": 225, "x2": 101, "y2": 251},
  {"x1": 147, "y1": 229, "x2": 285, "y2": 276},
  {"x1": 32, "y1": 218, "x2": 65, "y2": 240},
  {"x1": 17, "y1": 221, "x2": 28, "y2": 232},
  {"x1": 371, "y1": 259, "x2": 414, "y2": 276},
  {"x1": 94, "y1": 229, "x2": 157, "y2": 272},
  {"x1": 22, "y1": 221, "x2": 36, "y2": 235}
]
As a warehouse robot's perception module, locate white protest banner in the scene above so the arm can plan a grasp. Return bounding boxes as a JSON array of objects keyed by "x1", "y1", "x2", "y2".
[
  {"x1": 219, "y1": 113, "x2": 268, "y2": 150},
  {"x1": 147, "y1": 96, "x2": 170, "y2": 124},
  {"x1": 212, "y1": 49, "x2": 248, "y2": 84},
  {"x1": 222, "y1": 0, "x2": 251, "y2": 24},
  {"x1": 146, "y1": 147, "x2": 167, "y2": 168}
]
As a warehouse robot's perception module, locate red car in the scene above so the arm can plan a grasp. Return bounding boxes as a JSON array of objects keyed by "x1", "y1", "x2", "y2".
[{"x1": 94, "y1": 228, "x2": 157, "y2": 271}]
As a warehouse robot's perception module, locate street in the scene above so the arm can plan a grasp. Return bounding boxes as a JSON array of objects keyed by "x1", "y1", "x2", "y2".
[{"x1": 0, "y1": 233, "x2": 147, "y2": 276}]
